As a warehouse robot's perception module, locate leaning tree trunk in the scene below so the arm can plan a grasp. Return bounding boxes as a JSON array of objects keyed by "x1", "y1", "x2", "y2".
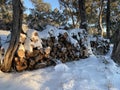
[
  {"x1": 78, "y1": 0, "x2": 87, "y2": 31},
  {"x1": 111, "y1": 29, "x2": 120, "y2": 64},
  {"x1": 106, "y1": 0, "x2": 110, "y2": 39},
  {"x1": 1, "y1": 0, "x2": 23, "y2": 72},
  {"x1": 98, "y1": 0, "x2": 104, "y2": 36}
]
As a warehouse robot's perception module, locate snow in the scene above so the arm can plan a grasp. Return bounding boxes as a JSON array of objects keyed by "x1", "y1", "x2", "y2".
[
  {"x1": 0, "y1": 29, "x2": 120, "y2": 90},
  {"x1": 18, "y1": 44, "x2": 25, "y2": 52},
  {"x1": 24, "y1": 37, "x2": 33, "y2": 52},
  {"x1": 39, "y1": 25, "x2": 88, "y2": 49},
  {"x1": 0, "y1": 45, "x2": 120, "y2": 90},
  {"x1": 54, "y1": 63, "x2": 70, "y2": 72},
  {"x1": 0, "y1": 53, "x2": 120, "y2": 90},
  {"x1": 0, "y1": 30, "x2": 10, "y2": 64},
  {"x1": 44, "y1": 47, "x2": 51, "y2": 54},
  {"x1": 39, "y1": 25, "x2": 68, "y2": 39},
  {"x1": 0, "y1": 30, "x2": 10, "y2": 47},
  {"x1": 24, "y1": 29, "x2": 43, "y2": 52},
  {"x1": 20, "y1": 33, "x2": 26, "y2": 43}
]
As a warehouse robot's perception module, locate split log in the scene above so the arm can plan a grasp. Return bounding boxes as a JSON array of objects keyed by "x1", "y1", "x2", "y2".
[
  {"x1": 34, "y1": 63, "x2": 47, "y2": 69},
  {"x1": 14, "y1": 57, "x2": 27, "y2": 72},
  {"x1": 17, "y1": 50, "x2": 25, "y2": 59},
  {"x1": 19, "y1": 33, "x2": 26, "y2": 44}
]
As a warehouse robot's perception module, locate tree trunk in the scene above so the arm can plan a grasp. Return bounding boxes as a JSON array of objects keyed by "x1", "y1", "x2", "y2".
[
  {"x1": 111, "y1": 29, "x2": 120, "y2": 64},
  {"x1": 98, "y1": 0, "x2": 104, "y2": 36},
  {"x1": 1, "y1": 0, "x2": 23, "y2": 72},
  {"x1": 106, "y1": 0, "x2": 110, "y2": 39},
  {"x1": 78, "y1": 0, "x2": 87, "y2": 31}
]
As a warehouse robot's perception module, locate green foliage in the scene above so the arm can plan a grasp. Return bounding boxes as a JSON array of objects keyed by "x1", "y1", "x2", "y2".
[
  {"x1": 109, "y1": 0, "x2": 120, "y2": 37},
  {"x1": 27, "y1": 0, "x2": 68, "y2": 30},
  {"x1": 31, "y1": 0, "x2": 51, "y2": 12},
  {"x1": 28, "y1": 0, "x2": 119, "y2": 32},
  {"x1": 0, "y1": 0, "x2": 12, "y2": 29},
  {"x1": 59, "y1": 0, "x2": 80, "y2": 28},
  {"x1": 27, "y1": 8, "x2": 67, "y2": 30}
]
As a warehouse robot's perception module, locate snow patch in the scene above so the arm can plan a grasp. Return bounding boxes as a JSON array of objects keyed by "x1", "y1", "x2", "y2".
[
  {"x1": 24, "y1": 29, "x2": 43, "y2": 52},
  {"x1": 54, "y1": 63, "x2": 70, "y2": 72}
]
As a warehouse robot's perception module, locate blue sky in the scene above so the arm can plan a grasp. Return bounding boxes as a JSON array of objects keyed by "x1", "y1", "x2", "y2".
[
  {"x1": 44, "y1": 0, "x2": 59, "y2": 10},
  {"x1": 24, "y1": 0, "x2": 59, "y2": 14}
]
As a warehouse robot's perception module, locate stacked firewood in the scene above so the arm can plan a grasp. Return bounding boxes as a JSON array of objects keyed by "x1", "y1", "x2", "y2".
[
  {"x1": 0, "y1": 28, "x2": 90, "y2": 72},
  {"x1": 43, "y1": 35, "x2": 77, "y2": 63},
  {"x1": 12, "y1": 29, "x2": 56, "y2": 71},
  {"x1": 0, "y1": 28, "x2": 110, "y2": 72},
  {"x1": 90, "y1": 35, "x2": 110, "y2": 55}
]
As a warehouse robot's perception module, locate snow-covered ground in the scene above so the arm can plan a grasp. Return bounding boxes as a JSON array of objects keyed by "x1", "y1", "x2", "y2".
[
  {"x1": 0, "y1": 30, "x2": 120, "y2": 90},
  {"x1": 0, "y1": 54, "x2": 120, "y2": 90},
  {"x1": 0, "y1": 30, "x2": 10, "y2": 44}
]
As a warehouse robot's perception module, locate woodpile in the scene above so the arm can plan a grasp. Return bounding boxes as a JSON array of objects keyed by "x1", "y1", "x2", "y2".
[
  {"x1": 90, "y1": 35, "x2": 110, "y2": 55},
  {"x1": 11, "y1": 29, "x2": 56, "y2": 71},
  {"x1": 0, "y1": 28, "x2": 110, "y2": 72},
  {"x1": 1, "y1": 27, "x2": 110, "y2": 72}
]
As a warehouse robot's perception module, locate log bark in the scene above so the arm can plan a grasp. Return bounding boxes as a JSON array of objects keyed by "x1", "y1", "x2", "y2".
[{"x1": 14, "y1": 57, "x2": 27, "y2": 72}]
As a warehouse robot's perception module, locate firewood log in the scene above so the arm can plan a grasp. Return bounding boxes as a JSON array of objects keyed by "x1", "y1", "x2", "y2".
[
  {"x1": 50, "y1": 37, "x2": 56, "y2": 43},
  {"x1": 53, "y1": 47, "x2": 57, "y2": 53},
  {"x1": 48, "y1": 41, "x2": 54, "y2": 47},
  {"x1": 42, "y1": 39, "x2": 48, "y2": 47},
  {"x1": 17, "y1": 49, "x2": 25, "y2": 59},
  {"x1": 29, "y1": 59, "x2": 36, "y2": 66},
  {"x1": 63, "y1": 32, "x2": 68, "y2": 39},
  {"x1": 34, "y1": 54, "x2": 44, "y2": 63},
  {"x1": 34, "y1": 62, "x2": 47, "y2": 69},
  {"x1": 14, "y1": 57, "x2": 27, "y2": 72},
  {"x1": 20, "y1": 33, "x2": 26, "y2": 43},
  {"x1": 44, "y1": 54, "x2": 50, "y2": 58},
  {"x1": 45, "y1": 47, "x2": 51, "y2": 55},
  {"x1": 26, "y1": 51, "x2": 36, "y2": 59}
]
